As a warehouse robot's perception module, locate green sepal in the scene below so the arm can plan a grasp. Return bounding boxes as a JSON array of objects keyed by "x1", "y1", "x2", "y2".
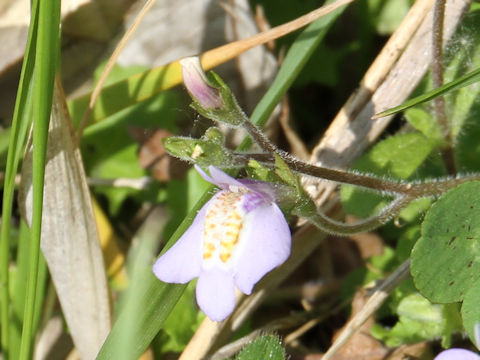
[
  {"x1": 190, "y1": 71, "x2": 247, "y2": 127},
  {"x1": 163, "y1": 132, "x2": 236, "y2": 168}
]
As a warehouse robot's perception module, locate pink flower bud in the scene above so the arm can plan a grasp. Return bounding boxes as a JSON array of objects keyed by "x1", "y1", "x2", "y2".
[{"x1": 179, "y1": 57, "x2": 223, "y2": 109}]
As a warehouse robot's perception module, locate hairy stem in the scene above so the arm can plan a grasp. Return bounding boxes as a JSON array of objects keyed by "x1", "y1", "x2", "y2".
[
  {"x1": 302, "y1": 195, "x2": 413, "y2": 235},
  {"x1": 432, "y1": 0, "x2": 456, "y2": 175},
  {"x1": 234, "y1": 152, "x2": 480, "y2": 198}
]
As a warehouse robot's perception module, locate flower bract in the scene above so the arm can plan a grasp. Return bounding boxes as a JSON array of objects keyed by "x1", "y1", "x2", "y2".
[{"x1": 153, "y1": 165, "x2": 291, "y2": 321}]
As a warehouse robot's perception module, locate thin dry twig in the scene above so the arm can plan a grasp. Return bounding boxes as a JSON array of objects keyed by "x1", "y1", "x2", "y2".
[
  {"x1": 321, "y1": 259, "x2": 411, "y2": 360},
  {"x1": 0, "y1": 174, "x2": 153, "y2": 190},
  {"x1": 76, "y1": 0, "x2": 157, "y2": 138},
  {"x1": 87, "y1": 176, "x2": 153, "y2": 190}
]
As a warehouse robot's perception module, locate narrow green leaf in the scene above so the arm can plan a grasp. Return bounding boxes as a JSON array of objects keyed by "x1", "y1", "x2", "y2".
[
  {"x1": 411, "y1": 181, "x2": 480, "y2": 303},
  {"x1": 19, "y1": 0, "x2": 61, "y2": 359},
  {"x1": 10, "y1": 221, "x2": 48, "y2": 360},
  {"x1": 0, "y1": 2, "x2": 39, "y2": 358},
  {"x1": 374, "y1": 66, "x2": 480, "y2": 118},
  {"x1": 246, "y1": 0, "x2": 345, "y2": 133}
]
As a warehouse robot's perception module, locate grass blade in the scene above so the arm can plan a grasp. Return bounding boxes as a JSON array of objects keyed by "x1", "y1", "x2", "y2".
[
  {"x1": 18, "y1": 0, "x2": 61, "y2": 359},
  {"x1": 374, "y1": 66, "x2": 480, "y2": 118},
  {"x1": 0, "y1": 2, "x2": 40, "y2": 359}
]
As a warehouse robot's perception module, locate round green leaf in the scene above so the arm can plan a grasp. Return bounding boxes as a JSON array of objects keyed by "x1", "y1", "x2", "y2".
[{"x1": 411, "y1": 181, "x2": 480, "y2": 303}]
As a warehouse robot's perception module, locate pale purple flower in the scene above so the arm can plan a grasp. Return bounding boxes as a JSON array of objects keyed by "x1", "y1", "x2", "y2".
[
  {"x1": 153, "y1": 165, "x2": 291, "y2": 321},
  {"x1": 179, "y1": 57, "x2": 223, "y2": 109},
  {"x1": 434, "y1": 323, "x2": 480, "y2": 360},
  {"x1": 434, "y1": 349, "x2": 480, "y2": 360}
]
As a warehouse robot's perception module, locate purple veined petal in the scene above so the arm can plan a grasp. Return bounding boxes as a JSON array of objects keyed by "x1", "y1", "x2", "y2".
[
  {"x1": 434, "y1": 349, "x2": 480, "y2": 360},
  {"x1": 194, "y1": 165, "x2": 245, "y2": 190},
  {"x1": 237, "y1": 179, "x2": 276, "y2": 202},
  {"x1": 234, "y1": 203, "x2": 291, "y2": 295},
  {"x1": 152, "y1": 201, "x2": 210, "y2": 283},
  {"x1": 207, "y1": 166, "x2": 246, "y2": 189},
  {"x1": 194, "y1": 164, "x2": 216, "y2": 185},
  {"x1": 196, "y1": 268, "x2": 236, "y2": 321}
]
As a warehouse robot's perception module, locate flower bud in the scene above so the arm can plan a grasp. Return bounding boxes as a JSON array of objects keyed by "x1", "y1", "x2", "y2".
[{"x1": 180, "y1": 57, "x2": 223, "y2": 109}]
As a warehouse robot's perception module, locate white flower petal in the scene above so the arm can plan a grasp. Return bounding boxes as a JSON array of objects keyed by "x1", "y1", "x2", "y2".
[
  {"x1": 434, "y1": 349, "x2": 480, "y2": 360},
  {"x1": 152, "y1": 202, "x2": 210, "y2": 283},
  {"x1": 234, "y1": 203, "x2": 291, "y2": 294},
  {"x1": 196, "y1": 269, "x2": 236, "y2": 322}
]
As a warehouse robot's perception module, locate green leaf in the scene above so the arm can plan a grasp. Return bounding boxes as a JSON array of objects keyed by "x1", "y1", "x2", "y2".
[
  {"x1": 163, "y1": 136, "x2": 236, "y2": 169},
  {"x1": 341, "y1": 132, "x2": 436, "y2": 218},
  {"x1": 411, "y1": 181, "x2": 480, "y2": 303},
  {"x1": 274, "y1": 154, "x2": 297, "y2": 187},
  {"x1": 0, "y1": 0, "x2": 40, "y2": 356},
  {"x1": 461, "y1": 279, "x2": 480, "y2": 347},
  {"x1": 19, "y1": 0, "x2": 61, "y2": 359},
  {"x1": 0, "y1": 128, "x2": 11, "y2": 169},
  {"x1": 234, "y1": 335, "x2": 285, "y2": 360},
  {"x1": 442, "y1": 11, "x2": 480, "y2": 138},
  {"x1": 372, "y1": 293, "x2": 443, "y2": 346},
  {"x1": 68, "y1": 62, "x2": 184, "y2": 126},
  {"x1": 404, "y1": 108, "x2": 443, "y2": 143},
  {"x1": 246, "y1": 159, "x2": 281, "y2": 183},
  {"x1": 190, "y1": 71, "x2": 247, "y2": 127},
  {"x1": 368, "y1": 0, "x2": 412, "y2": 35},
  {"x1": 156, "y1": 281, "x2": 204, "y2": 354},
  {"x1": 81, "y1": 90, "x2": 180, "y2": 214},
  {"x1": 441, "y1": 303, "x2": 463, "y2": 348}
]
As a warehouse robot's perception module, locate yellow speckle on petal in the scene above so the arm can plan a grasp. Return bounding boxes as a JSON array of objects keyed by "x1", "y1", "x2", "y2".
[
  {"x1": 220, "y1": 253, "x2": 231, "y2": 263},
  {"x1": 203, "y1": 191, "x2": 246, "y2": 267}
]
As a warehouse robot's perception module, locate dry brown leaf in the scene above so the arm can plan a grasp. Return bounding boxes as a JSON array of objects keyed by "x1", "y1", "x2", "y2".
[{"x1": 19, "y1": 78, "x2": 111, "y2": 360}]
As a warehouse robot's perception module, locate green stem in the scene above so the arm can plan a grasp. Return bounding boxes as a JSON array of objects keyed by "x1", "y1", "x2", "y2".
[
  {"x1": 302, "y1": 196, "x2": 413, "y2": 235},
  {"x1": 18, "y1": 0, "x2": 60, "y2": 358}
]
